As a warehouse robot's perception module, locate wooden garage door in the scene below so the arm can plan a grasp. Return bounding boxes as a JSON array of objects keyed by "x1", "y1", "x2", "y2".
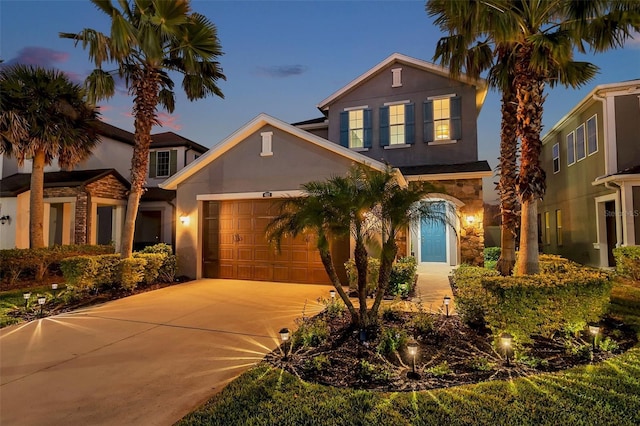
[{"x1": 202, "y1": 199, "x2": 332, "y2": 284}]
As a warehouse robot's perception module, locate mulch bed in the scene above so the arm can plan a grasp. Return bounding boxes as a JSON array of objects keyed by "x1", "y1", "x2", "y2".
[{"x1": 266, "y1": 309, "x2": 637, "y2": 392}]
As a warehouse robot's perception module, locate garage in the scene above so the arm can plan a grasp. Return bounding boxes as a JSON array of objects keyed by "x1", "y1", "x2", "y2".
[{"x1": 202, "y1": 199, "x2": 348, "y2": 284}]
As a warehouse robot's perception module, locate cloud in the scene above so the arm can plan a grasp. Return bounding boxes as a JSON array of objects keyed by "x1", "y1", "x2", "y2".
[
  {"x1": 3, "y1": 46, "x2": 70, "y2": 68},
  {"x1": 255, "y1": 64, "x2": 308, "y2": 78},
  {"x1": 156, "y1": 112, "x2": 182, "y2": 131}
]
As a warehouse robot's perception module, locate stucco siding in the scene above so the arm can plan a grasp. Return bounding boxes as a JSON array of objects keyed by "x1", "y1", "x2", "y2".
[
  {"x1": 325, "y1": 62, "x2": 479, "y2": 167},
  {"x1": 76, "y1": 136, "x2": 134, "y2": 178}
]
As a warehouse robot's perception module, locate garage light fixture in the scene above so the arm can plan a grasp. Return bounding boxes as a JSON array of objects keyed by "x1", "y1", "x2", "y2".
[{"x1": 179, "y1": 215, "x2": 190, "y2": 226}]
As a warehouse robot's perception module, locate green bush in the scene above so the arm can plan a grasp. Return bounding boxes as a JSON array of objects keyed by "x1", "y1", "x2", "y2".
[
  {"x1": 388, "y1": 256, "x2": 417, "y2": 297},
  {"x1": 613, "y1": 246, "x2": 640, "y2": 280},
  {"x1": 599, "y1": 336, "x2": 620, "y2": 352},
  {"x1": 139, "y1": 243, "x2": 176, "y2": 282},
  {"x1": 291, "y1": 318, "x2": 329, "y2": 350},
  {"x1": 484, "y1": 247, "x2": 501, "y2": 262},
  {"x1": 0, "y1": 245, "x2": 114, "y2": 286},
  {"x1": 344, "y1": 257, "x2": 380, "y2": 296},
  {"x1": 376, "y1": 326, "x2": 408, "y2": 355},
  {"x1": 357, "y1": 359, "x2": 391, "y2": 382},
  {"x1": 451, "y1": 264, "x2": 499, "y2": 326},
  {"x1": 427, "y1": 361, "x2": 451, "y2": 376},
  {"x1": 303, "y1": 354, "x2": 331, "y2": 374},
  {"x1": 133, "y1": 253, "x2": 164, "y2": 285},
  {"x1": 120, "y1": 258, "x2": 147, "y2": 291},
  {"x1": 481, "y1": 268, "x2": 612, "y2": 347},
  {"x1": 60, "y1": 256, "x2": 99, "y2": 293},
  {"x1": 410, "y1": 310, "x2": 434, "y2": 336},
  {"x1": 94, "y1": 254, "x2": 122, "y2": 288}
]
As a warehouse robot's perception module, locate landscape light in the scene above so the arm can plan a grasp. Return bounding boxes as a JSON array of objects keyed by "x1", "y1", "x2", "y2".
[
  {"x1": 501, "y1": 332, "x2": 513, "y2": 366},
  {"x1": 407, "y1": 339, "x2": 420, "y2": 379},
  {"x1": 23, "y1": 292, "x2": 31, "y2": 308},
  {"x1": 443, "y1": 295, "x2": 451, "y2": 317},
  {"x1": 279, "y1": 327, "x2": 290, "y2": 361},
  {"x1": 38, "y1": 295, "x2": 46, "y2": 317},
  {"x1": 588, "y1": 323, "x2": 600, "y2": 351},
  {"x1": 329, "y1": 289, "x2": 336, "y2": 301}
]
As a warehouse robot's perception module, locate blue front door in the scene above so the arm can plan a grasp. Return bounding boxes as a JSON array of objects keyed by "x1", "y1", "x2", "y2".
[{"x1": 421, "y1": 203, "x2": 447, "y2": 262}]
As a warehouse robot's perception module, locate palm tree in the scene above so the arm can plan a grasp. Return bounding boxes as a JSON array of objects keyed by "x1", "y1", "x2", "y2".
[
  {"x1": 427, "y1": 0, "x2": 640, "y2": 275},
  {"x1": 267, "y1": 165, "x2": 454, "y2": 330},
  {"x1": 61, "y1": 0, "x2": 225, "y2": 258},
  {"x1": 0, "y1": 65, "x2": 100, "y2": 248}
]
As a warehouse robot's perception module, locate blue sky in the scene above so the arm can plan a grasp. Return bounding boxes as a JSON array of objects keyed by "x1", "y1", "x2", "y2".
[{"x1": 2, "y1": 0, "x2": 639, "y2": 202}]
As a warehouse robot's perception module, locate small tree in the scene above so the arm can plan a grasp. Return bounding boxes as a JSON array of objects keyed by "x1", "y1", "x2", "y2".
[
  {"x1": 0, "y1": 65, "x2": 100, "y2": 248},
  {"x1": 267, "y1": 165, "x2": 454, "y2": 331}
]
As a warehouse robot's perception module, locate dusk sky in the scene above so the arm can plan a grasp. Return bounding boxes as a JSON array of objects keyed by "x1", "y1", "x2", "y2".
[{"x1": 2, "y1": 0, "x2": 639, "y2": 202}]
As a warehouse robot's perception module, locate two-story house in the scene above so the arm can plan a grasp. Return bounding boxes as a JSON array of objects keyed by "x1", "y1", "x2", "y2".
[
  {"x1": 538, "y1": 79, "x2": 640, "y2": 267},
  {"x1": 161, "y1": 53, "x2": 492, "y2": 282},
  {"x1": 0, "y1": 122, "x2": 207, "y2": 251}
]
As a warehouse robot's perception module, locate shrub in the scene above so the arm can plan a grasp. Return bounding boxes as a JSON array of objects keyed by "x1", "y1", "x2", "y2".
[
  {"x1": 451, "y1": 264, "x2": 499, "y2": 326},
  {"x1": 303, "y1": 354, "x2": 331, "y2": 374},
  {"x1": 291, "y1": 318, "x2": 329, "y2": 350},
  {"x1": 410, "y1": 310, "x2": 434, "y2": 336},
  {"x1": 120, "y1": 258, "x2": 146, "y2": 291},
  {"x1": 140, "y1": 243, "x2": 176, "y2": 282},
  {"x1": 357, "y1": 359, "x2": 391, "y2": 382},
  {"x1": 388, "y1": 256, "x2": 417, "y2": 297},
  {"x1": 481, "y1": 268, "x2": 612, "y2": 346},
  {"x1": 427, "y1": 361, "x2": 451, "y2": 376},
  {"x1": 345, "y1": 258, "x2": 380, "y2": 296},
  {"x1": 484, "y1": 247, "x2": 501, "y2": 262},
  {"x1": 466, "y1": 356, "x2": 494, "y2": 372},
  {"x1": 321, "y1": 297, "x2": 346, "y2": 319},
  {"x1": 381, "y1": 304, "x2": 403, "y2": 322},
  {"x1": 376, "y1": 327, "x2": 408, "y2": 355},
  {"x1": 613, "y1": 246, "x2": 640, "y2": 281},
  {"x1": 60, "y1": 256, "x2": 99, "y2": 293},
  {"x1": 133, "y1": 253, "x2": 164, "y2": 285},
  {"x1": 94, "y1": 254, "x2": 122, "y2": 289},
  {"x1": 598, "y1": 336, "x2": 620, "y2": 352}
]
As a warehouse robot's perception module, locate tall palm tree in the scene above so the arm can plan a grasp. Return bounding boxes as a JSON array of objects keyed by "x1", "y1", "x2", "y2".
[
  {"x1": 267, "y1": 165, "x2": 454, "y2": 330},
  {"x1": 61, "y1": 0, "x2": 225, "y2": 258},
  {"x1": 0, "y1": 65, "x2": 100, "y2": 248},
  {"x1": 427, "y1": 0, "x2": 640, "y2": 275}
]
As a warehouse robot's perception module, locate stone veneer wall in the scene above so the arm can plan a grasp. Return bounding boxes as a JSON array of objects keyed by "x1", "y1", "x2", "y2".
[
  {"x1": 42, "y1": 174, "x2": 128, "y2": 245},
  {"x1": 410, "y1": 177, "x2": 485, "y2": 266}
]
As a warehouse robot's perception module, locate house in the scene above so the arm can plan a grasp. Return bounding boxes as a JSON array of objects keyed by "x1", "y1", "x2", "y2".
[
  {"x1": 538, "y1": 79, "x2": 640, "y2": 267},
  {"x1": 162, "y1": 53, "x2": 492, "y2": 282},
  {"x1": 0, "y1": 122, "x2": 207, "y2": 251}
]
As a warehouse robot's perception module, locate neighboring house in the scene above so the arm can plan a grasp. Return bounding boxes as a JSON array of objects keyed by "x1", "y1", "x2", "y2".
[
  {"x1": 538, "y1": 79, "x2": 640, "y2": 267},
  {"x1": 162, "y1": 53, "x2": 492, "y2": 282},
  {"x1": 0, "y1": 122, "x2": 207, "y2": 251}
]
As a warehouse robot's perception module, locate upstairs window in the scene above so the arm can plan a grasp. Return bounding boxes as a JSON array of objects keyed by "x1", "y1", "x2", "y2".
[
  {"x1": 567, "y1": 131, "x2": 575, "y2": 165},
  {"x1": 379, "y1": 102, "x2": 415, "y2": 146},
  {"x1": 576, "y1": 123, "x2": 586, "y2": 161},
  {"x1": 340, "y1": 108, "x2": 372, "y2": 149},
  {"x1": 552, "y1": 143, "x2": 560, "y2": 173},
  {"x1": 423, "y1": 96, "x2": 462, "y2": 143},
  {"x1": 587, "y1": 115, "x2": 598, "y2": 155},
  {"x1": 149, "y1": 150, "x2": 177, "y2": 178}
]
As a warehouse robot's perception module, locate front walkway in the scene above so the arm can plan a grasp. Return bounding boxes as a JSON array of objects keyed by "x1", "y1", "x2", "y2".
[{"x1": 413, "y1": 263, "x2": 456, "y2": 315}]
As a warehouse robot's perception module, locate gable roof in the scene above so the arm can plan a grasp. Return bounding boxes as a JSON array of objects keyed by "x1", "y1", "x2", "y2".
[
  {"x1": 0, "y1": 169, "x2": 129, "y2": 197},
  {"x1": 95, "y1": 121, "x2": 135, "y2": 145},
  {"x1": 317, "y1": 53, "x2": 488, "y2": 114},
  {"x1": 400, "y1": 161, "x2": 492, "y2": 181},
  {"x1": 160, "y1": 113, "x2": 402, "y2": 190}
]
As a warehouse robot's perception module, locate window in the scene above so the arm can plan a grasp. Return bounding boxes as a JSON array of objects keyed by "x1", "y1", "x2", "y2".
[
  {"x1": 544, "y1": 211, "x2": 551, "y2": 245},
  {"x1": 433, "y1": 98, "x2": 451, "y2": 140},
  {"x1": 340, "y1": 108, "x2": 372, "y2": 149},
  {"x1": 389, "y1": 104, "x2": 405, "y2": 145},
  {"x1": 556, "y1": 210, "x2": 563, "y2": 246},
  {"x1": 156, "y1": 150, "x2": 170, "y2": 177},
  {"x1": 576, "y1": 124, "x2": 586, "y2": 161},
  {"x1": 391, "y1": 68, "x2": 402, "y2": 87},
  {"x1": 587, "y1": 115, "x2": 598, "y2": 155},
  {"x1": 552, "y1": 143, "x2": 560, "y2": 173},
  {"x1": 260, "y1": 131, "x2": 273, "y2": 156},
  {"x1": 423, "y1": 96, "x2": 461, "y2": 143},
  {"x1": 348, "y1": 110, "x2": 364, "y2": 148},
  {"x1": 566, "y1": 131, "x2": 575, "y2": 165}
]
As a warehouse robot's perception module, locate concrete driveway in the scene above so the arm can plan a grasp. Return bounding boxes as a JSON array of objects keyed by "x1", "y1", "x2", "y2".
[{"x1": 0, "y1": 279, "x2": 331, "y2": 426}]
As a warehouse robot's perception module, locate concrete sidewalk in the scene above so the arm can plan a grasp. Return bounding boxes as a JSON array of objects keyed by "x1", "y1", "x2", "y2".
[
  {"x1": 413, "y1": 263, "x2": 456, "y2": 315},
  {"x1": 0, "y1": 279, "x2": 332, "y2": 426}
]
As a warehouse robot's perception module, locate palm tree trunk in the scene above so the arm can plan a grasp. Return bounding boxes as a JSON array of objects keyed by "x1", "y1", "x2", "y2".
[
  {"x1": 120, "y1": 71, "x2": 159, "y2": 258},
  {"x1": 354, "y1": 237, "x2": 369, "y2": 328},
  {"x1": 514, "y1": 44, "x2": 545, "y2": 275},
  {"x1": 319, "y1": 248, "x2": 360, "y2": 326},
  {"x1": 496, "y1": 87, "x2": 519, "y2": 276},
  {"x1": 370, "y1": 237, "x2": 396, "y2": 321},
  {"x1": 29, "y1": 149, "x2": 46, "y2": 248}
]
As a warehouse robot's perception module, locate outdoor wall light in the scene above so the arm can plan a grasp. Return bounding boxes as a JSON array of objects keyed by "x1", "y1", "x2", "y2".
[
  {"x1": 588, "y1": 323, "x2": 600, "y2": 351},
  {"x1": 23, "y1": 292, "x2": 31, "y2": 308},
  {"x1": 279, "y1": 327, "x2": 290, "y2": 361},
  {"x1": 443, "y1": 295, "x2": 451, "y2": 317},
  {"x1": 0, "y1": 215, "x2": 10, "y2": 225},
  {"x1": 329, "y1": 289, "x2": 336, "y2": 301},
  {"x1": 465, "y1": 215, "x2": 476, "y2": 225},
  {"x1": 179, "y1": 215, "x2": 190, "y2": 226},
  {"x1": 500, "y1": 332, "x2": 513, "y2": 366},
  {"x1": 407, "y1": 339, "x2": 420, "y2": 379}
]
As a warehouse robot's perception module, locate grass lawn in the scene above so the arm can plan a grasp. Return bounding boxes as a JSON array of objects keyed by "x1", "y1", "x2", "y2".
[
  {"x1": 178, "y1": 278, "x2": 640, "y2": 426},
  {"x1": 0, "y1": 285, "x2": 54, "y2": 327}
]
